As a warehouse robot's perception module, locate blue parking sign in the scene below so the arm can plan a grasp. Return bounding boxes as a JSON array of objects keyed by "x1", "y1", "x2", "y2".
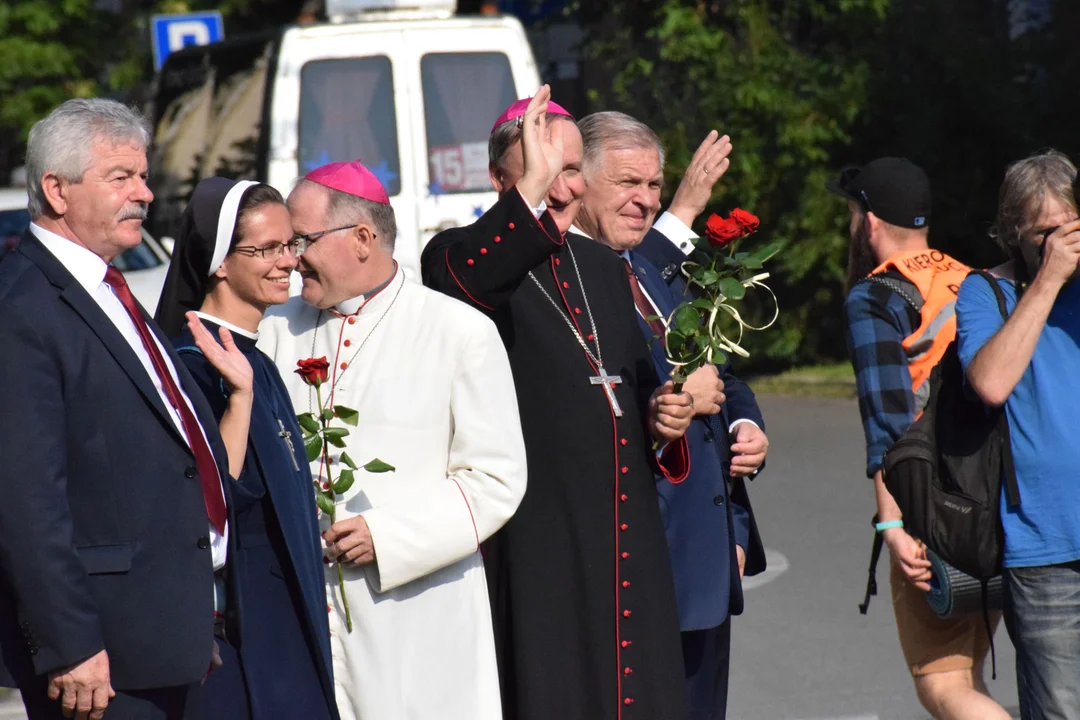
[{"x1": 151, "y1": 12, "x2": 224, "y2": 71}]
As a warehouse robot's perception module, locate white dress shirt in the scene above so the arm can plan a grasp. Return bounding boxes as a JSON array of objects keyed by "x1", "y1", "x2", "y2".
[{"x1": 31, "y1": 224, "x2": 228, "y2": 569}]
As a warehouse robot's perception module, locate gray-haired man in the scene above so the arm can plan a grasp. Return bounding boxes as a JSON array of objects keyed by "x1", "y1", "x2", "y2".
[
  {"x1": 573, "y1": 111, "x2": 768, "y2": 720},
  {"x1": 0, "y1": 99, "x2": 230, "y2": 719}
]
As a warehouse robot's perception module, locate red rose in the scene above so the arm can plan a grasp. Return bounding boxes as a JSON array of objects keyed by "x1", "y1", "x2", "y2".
[
  {"x1": 730, "y1": 208, "x2": 760, "y2": 234},
  {"x1": 296, "y1": 357, "x2": 330, "y2": 386},
  {"x1": 704, "y1": 214, "x2": 743, "y2": 248}
]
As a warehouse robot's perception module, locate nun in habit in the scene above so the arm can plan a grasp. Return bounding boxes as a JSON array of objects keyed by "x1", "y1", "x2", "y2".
[{"x1": 154, "y1": 177, "x2": 337, "y2": 720}]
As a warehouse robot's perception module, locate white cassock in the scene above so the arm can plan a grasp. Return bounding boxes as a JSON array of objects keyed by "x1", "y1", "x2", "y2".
[{"x1": 258, "y1": 267, "x2": 526, "y2": 720}]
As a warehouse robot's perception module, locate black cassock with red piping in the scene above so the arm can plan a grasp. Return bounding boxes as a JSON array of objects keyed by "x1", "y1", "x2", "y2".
[{"x1": 422, "y1": 189, "x2": 688, "y2": 720}]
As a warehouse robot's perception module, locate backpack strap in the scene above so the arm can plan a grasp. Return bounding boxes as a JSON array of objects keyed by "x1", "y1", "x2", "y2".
[
  {"x1": 968, "y1": 269, "x2": 1009, "y2": 320},
  {"x1": 861, "y1": 273, "x2": 924, "y2": 314},
  {"x1": 858, "y1": 518, "x2": 886, "y2": 615},
  {"x1": 965, "y1": 270, "x2": 1022, "y2": 508}
]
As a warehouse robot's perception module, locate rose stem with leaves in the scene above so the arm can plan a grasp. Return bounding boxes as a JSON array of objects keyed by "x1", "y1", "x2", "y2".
[{"x1": 315, "y1": 383, "x2": 353, "y2": 633}]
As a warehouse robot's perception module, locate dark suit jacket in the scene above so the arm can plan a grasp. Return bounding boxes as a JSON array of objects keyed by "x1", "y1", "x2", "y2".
[
  {"x1": 629, "y1": 232, "x2": 766, "y2": 632},
  {"x1": 0, "y1": 233, "x2": 229, "y2": 691}
]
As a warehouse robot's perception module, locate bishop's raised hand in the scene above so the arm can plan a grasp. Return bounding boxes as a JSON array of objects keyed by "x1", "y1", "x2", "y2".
[{"x1": 517, "y1": 84, "x2": 565, "y2": 208}]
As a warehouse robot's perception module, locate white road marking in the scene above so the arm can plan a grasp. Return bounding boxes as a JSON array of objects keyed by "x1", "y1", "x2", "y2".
[{"x1": 742, "y1": 548, "x2": 790, "y2": 590}]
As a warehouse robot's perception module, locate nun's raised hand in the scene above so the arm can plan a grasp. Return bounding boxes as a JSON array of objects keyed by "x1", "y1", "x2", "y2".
[
  {"x1": 186, "y1": 311, "x2": 254, "y2": 398},
  {"x1": 518, "y1": 84, "x2": 565, "y2": 208}
]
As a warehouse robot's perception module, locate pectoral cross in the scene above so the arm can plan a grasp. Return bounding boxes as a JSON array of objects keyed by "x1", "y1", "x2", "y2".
[
  {"x1": 589, "y1": 365, "x2": 624, "y2": 417},
  {"x1": 278, "y1": 418, "x2": 301, "y2": 471}
]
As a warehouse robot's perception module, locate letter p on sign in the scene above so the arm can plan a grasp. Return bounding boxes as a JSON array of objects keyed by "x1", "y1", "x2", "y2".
[{"x1": 151, "y1": 12, "x2": 224, "y2": 71}]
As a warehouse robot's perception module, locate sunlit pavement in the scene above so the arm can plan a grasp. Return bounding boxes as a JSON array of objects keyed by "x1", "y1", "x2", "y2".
[{"x1": 727, "y1": 393, "x2": 1019, "y2": 720}]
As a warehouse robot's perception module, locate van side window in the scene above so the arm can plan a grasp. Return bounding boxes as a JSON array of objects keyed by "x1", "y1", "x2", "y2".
[
  {"x1": 299, "y1": 56, "x2": 401, "y2": 196},
  {"x1": 421, "y1": 52, "x2": 517, "y2": 194}
]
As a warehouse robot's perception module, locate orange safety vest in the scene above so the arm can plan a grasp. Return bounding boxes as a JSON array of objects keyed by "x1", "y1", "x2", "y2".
[{"x1": 866, "y1": 249, "x2": 971, "y2": 410}]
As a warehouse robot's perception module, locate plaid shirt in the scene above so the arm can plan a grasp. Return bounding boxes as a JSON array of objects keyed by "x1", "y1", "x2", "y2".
[{"x1": 844, "y1": 276, "x2": 919, "y2": 478}]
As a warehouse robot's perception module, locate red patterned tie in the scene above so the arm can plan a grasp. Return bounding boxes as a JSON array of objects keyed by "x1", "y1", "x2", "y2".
[
  {"x1": 623, "y1": 259, "x2": 667, "y2": 349},
  {"x1": 103, "y1": 266, "x2": 227, "y2": 534}
]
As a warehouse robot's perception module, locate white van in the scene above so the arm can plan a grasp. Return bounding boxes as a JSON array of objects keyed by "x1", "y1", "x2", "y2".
[{"x1": 147, "y1": 0, "x2": 542, "y2": 278}]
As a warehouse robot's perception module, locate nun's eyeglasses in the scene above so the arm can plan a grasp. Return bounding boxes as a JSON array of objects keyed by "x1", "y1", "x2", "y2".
[
  {"x1": 292, "y1": 224, "x2": 359, "y2": 255},
  {"x1": 232, "y1": 239, "x2": 301, "y2": 261}
]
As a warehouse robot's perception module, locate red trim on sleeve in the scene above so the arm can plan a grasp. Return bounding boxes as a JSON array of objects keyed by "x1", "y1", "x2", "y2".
[
  {"x1": 510, "y1": 186, "x2": 566, "y2": 246},
  {"x1": 451, "y1": 479, "x2": 481, "y2": 551},
  {"x1": 444, "y1": 248, "x2": 494, "y2": 311},
  {"x1": 658, "y1": 436, "x2": 691, "y2": 484}
]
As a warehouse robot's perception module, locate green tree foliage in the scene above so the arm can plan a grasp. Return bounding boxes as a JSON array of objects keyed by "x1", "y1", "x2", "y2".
[
  {"x1": 0, "y1": 0, "x2": 300, "y2": 176},
  {"x1": 580, "y1": 0, "x2": 1077, "y2": 372},
  {"x1": 581, "y1": 0, "x2": 890, "y2": 371}
]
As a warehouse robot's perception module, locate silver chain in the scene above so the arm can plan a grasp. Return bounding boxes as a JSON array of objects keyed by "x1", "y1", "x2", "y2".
[
  {"x1": 307, "y1": 279, "x2": 404, "y2": 415},
  {"x1": 528, "y1": 240, "x2": 605, "y2": 368}
]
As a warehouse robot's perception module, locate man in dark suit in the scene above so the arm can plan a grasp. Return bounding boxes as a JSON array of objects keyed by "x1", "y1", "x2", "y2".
[
  {"x1": 0, "y1": 98, "x2": 230, "y2": 719},
  {"x1": 573, "y1": 111, "x2": 769, "y2": 720}
]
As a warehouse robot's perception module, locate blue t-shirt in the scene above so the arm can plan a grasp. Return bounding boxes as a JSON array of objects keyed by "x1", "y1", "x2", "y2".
[{"x1": 956, "y1": 274, "x2": 1080, "y2": 568}]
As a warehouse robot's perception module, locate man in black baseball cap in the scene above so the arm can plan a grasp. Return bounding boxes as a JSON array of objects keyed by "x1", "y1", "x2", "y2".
[
  {"x1": 832, "y1": 158, "x2": 1010, "y2": 720},
  {"x1": 827, "y1": 158, "x2": 932, "y2": 287},
  {"x1": 826, "y1": 157, "x2": 931, "y2": 230}
]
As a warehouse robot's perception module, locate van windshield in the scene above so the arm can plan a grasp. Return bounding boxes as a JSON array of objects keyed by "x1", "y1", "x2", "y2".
[
  {"x1": 421, "y1": 52, "x2": 517, "y2": 194},
  {"x1": 299, "y1": 56, "x2": 401, "y2": 196}
]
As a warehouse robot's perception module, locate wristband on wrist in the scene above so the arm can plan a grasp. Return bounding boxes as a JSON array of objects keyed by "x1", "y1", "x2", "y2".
[{"x1": 875, "y1": 519, "x2": 904, "y2": 533}]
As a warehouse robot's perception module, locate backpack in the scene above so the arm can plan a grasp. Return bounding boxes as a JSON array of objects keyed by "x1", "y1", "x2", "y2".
[
  {"x1": 881, "y1": 269, "x2": 1019, "y2": 579},
  {"x1": 857, "y1": 270, "x2": 1020, "y2": 615}
]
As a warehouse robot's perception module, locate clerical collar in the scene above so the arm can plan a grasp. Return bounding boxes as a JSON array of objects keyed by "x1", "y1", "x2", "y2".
[
  {"x1": 333, "y1": 262, "x2": 400, "y2": 316},
  {"x1": 568, "y1": 224, "x2": 591, "y2": 239},
  {"x1": 30, "y1": 223, "x2": 108, "y2": 294},
  {"x1": 193, "y1": 311, "x2": 259, "y2": 340}
]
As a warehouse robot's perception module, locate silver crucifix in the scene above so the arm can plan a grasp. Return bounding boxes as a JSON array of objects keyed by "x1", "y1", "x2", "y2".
[
  {"x1": 590, "y1": 365, "x2": 624, "y2": 417},
  {"x1": 278, "y1": 418, "x2": 301, "y2": 471}
]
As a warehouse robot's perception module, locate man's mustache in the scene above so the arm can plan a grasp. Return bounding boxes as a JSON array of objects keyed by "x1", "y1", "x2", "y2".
[{"x1": 119, "y1": 205, "x2": 148, "y2": 222}]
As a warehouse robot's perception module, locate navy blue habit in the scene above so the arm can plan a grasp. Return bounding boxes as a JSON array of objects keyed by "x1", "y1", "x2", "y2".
[{"x1": 173, "y1": 319, "x2": 337, "y2": 720}]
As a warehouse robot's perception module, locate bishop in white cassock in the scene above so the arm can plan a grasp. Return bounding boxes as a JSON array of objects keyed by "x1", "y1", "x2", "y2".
[{"x1": 257, "y1": 160, "x2": 526, "y2": 720}]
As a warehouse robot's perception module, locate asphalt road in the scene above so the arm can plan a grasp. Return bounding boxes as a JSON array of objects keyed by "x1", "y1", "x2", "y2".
[
  {"x1": 727, "y1": 393, "x2": 1019, "y2": 720},
  {"x1": 0, "y1": 393, "x2": 1021, "y2": 719}
]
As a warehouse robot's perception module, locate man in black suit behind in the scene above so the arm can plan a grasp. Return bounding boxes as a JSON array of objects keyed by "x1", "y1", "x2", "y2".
[{"x1": 0, "y1": 99, "x2": 230, "y2": 719}]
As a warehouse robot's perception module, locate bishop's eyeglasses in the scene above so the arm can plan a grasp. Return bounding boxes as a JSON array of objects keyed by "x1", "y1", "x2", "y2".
[
  {"x1": 292, "y1": 224, "x2": 360, "y2": 255},
  {"x1": 231, "y1": 239, "x2": 302, "y2": 261}
]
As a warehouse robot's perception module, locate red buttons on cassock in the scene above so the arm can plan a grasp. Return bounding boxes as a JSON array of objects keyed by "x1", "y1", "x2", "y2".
[
  {"x1": 555, "y1": 257, "x2": 560, "y2": 265},
  {"x1": 620, "y1": 438, "x2": 628, "y2": 446},
  {"x1": 622, "y1": 581, "x2": 630, "y2": 588},
  {"x1": 621, "y1": 552, "x2": 629, "y2": 559},
  {"x1": 587, "y1": 334, "x2": 594, "y2": 341},
  {"x1": 347, "y1": 317, "x2": 356, "y2": 325},
  {"x1": 574, "y1": 307, "x2": 581, "y2": 314},
  {"x1": 621, "y1": 466, "x2": 628, "y2": 474},
  {"x1": 467, "y1": 259, "x2": 475, "y2": 266},
  {"x1": 562, "y1": 282, "x2": 569, "y2": 289},
  {"x1": 623, "y1": 610, "x2": 631, "y2": 617},
  {"x1": 623, "y1": 667, "x2": 632, "y2": 675},
  {"x1": 620, "y1": 494, "x2": 627, "y2": 502},
  {"x1": 620, "y1": 523, "x2": 628, "y2": 531},
  {"x1": 508, "y1": 222, "x2": 515, "y2": 230},
  {"x1": 624, "y1": 698, "x2": 634, "y2": 706},
  {"x1": 494, "y1": 235, "x2": 501, "y2": 243},
  {"x1": 340, "y1": 362, "x2": 348, "y2": 370},
  {"x1": 343, "y1": 339, "x2": 352, "y2": 347},
  {"x1": 621, "y1": 640, "x2": 631, "y2": 648},
  {"x1": 480, "y1": 248, "x2": 488, "y2": 255}
]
